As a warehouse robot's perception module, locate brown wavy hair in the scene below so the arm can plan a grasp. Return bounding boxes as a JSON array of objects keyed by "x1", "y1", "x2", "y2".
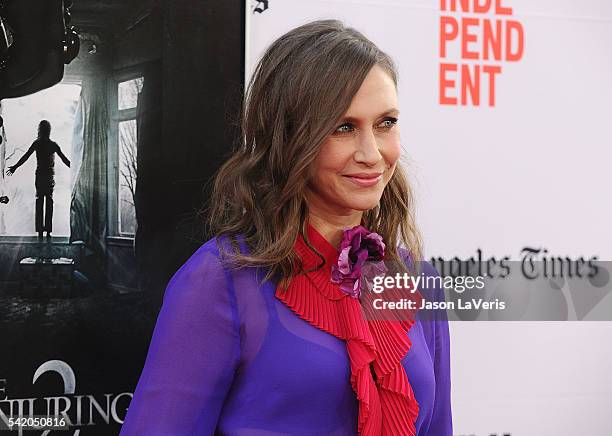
[{"x1": 206, "y1": 19, "x2": 422, "y2": 291}]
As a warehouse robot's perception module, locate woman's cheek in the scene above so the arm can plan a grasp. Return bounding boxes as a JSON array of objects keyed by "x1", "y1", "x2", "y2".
[
  {"x1": 317, "y1": 139, "x2": 353, "y2": 172},
  {"x1": 384, "y1": 141, "x2": 401, "y2": 167}
]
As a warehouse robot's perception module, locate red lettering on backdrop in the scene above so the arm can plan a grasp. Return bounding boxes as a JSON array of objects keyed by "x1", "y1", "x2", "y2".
[
  {"x1": 461, "y1": 64, "x2": 480, "y2": 106},
  {"x1": 440, "y1": 0, "x2": 512, "y2": 14},
  {"x1": 438, "y1": 0, "x2": 524, "y2": 106},
  {"x1": 473, "y1": 0, "x2": 491, "y2": 14},
  {"x1": 439, "y1": 16, "x2": 458, "y2": 58},
  {"x1": 461, "y1": 17, "x2": 479, "y2": 59},
  {"x1": 495, "y1": 0, "x2": 513, "y2": 15},
  {"x1": 483, "y1": 19, "x2": 502, "y2": 60},
  {"x1": 440, "y1": 63, "x2": 458, "y2": 105},
  {"x1": 505, "y1": 20, "x2": 524, "y2": 61}
]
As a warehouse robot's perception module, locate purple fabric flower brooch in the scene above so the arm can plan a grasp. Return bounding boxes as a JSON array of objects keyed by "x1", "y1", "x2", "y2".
[{"x1": 330, "y1": 225, "x2": 387, "y2": 299}]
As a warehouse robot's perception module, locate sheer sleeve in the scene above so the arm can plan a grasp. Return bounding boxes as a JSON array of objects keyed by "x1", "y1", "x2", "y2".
[
  {"x1": 421, "y1": 261, "x2": 453, "y2": 435},
  {"x1": 120, "y1": 241, "x2": 240, "y2": 435}
]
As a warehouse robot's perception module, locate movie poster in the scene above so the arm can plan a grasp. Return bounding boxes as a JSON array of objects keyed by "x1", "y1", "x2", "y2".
[{"x1": 0, "y1": 1, "x2": 243, "y2": 434}]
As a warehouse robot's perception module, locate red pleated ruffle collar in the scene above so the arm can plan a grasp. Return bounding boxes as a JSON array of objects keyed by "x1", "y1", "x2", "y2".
[{"x1": 275, "y1": 223, "x2": 420, "y2": 436}]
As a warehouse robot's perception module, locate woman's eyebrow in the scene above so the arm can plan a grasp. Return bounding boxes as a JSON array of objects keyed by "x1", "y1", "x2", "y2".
[
  {"x1": 341, "y1": 108, "x2": 400, "y2": 122},
  {"x1": 381, "y1": 108, "x2": 400, "y2": 117}
]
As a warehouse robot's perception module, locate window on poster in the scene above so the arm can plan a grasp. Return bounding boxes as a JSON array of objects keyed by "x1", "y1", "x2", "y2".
[
  {"x1": 118, "y1": 77, "x2": 143, "y2": 111},
  {"x1": 116, "y1": 77, "x2": 143, "y2": 237},
  {"x1": 0, "y1": 83, "x2": 81, "y2": 237}
]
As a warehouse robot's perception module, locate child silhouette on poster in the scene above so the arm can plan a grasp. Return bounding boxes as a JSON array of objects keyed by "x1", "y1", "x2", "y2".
[{"x1": 5, "y1": 120, "x2": 70, "y2": 239}]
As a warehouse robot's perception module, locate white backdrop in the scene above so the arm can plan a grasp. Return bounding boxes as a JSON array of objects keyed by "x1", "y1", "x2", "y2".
[{"x1": 245, "y1": 1, "x2": 612, "y2": 434}]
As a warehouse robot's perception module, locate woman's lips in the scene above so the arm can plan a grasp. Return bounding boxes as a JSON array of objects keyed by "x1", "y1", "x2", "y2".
[{"x1": 343, "y1": 173, "x2": 383, "y2": 187}]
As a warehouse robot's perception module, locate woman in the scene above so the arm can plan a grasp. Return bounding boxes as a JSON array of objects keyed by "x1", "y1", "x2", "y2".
[{"x1": 120, "y1": 19, "x2": 452, "y2": 436}]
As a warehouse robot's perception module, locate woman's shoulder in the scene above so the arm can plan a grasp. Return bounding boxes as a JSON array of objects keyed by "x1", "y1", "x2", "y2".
[
  {"x1": 166, "y1": 237, "x2": 229, "y2": 287},
  {"x1": 162, "y1": 236, "x2": 241, "y2": 307},
  {"x1": 180, "y1": 233, "x2": 234, "y2": 264},
  {"x1": 179, "y1": 237, "x2": 222, "y2": 268},
  {"x1": 192, "y1": 235, "x2": 225, "y2": 257},
  {"x1": 168, "y1": 234, "x2": 249, "y2": 285}
]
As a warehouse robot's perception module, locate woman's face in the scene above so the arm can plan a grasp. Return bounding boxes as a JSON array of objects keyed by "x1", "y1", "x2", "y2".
[{"x1": 306, "y1": 65, "x2": 401, "y2": 217}]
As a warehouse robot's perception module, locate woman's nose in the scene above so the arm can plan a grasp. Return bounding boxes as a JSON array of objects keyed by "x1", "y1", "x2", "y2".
[{"x1": 354, "y1": 128, "x2": 382, "y2": 165}]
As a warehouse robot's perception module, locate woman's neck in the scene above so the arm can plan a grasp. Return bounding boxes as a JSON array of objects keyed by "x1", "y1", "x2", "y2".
[{"x1": 307, "y1": 210, "x2": 363, "y2": 249}]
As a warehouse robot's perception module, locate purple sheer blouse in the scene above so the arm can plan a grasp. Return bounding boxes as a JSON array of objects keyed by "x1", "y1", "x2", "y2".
[{"x1": 120, "y1": 236, "x2": 452, "y2": 435}]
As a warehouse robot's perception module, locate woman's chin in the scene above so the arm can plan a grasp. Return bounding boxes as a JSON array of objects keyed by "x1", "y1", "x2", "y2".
[{"x1": 341, "y1": 198, "x2": 383, "y2": 212}]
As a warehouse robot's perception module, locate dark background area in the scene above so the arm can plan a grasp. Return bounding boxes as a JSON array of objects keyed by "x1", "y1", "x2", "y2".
[{"x1": 69, "y1": 0, "x2": 245, "y2": 302}]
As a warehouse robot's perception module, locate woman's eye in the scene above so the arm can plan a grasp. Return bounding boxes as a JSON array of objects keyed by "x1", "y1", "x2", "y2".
[
  {"x1": 335, "y1": 123, "x2": 354, "y2": 134},
  {"x1": 334, "y1": 118, "x2": 398, "y2": 135},
  {"x1": 380, "y1": 117, "x2": 398, "y2": 129}
]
